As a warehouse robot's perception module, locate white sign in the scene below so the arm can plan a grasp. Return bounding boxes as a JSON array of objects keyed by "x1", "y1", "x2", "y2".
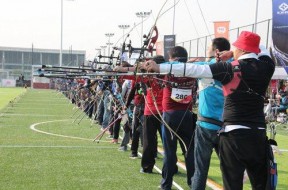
[
  {"x1": 1, "y1": 79, "x2": 16, "y2": 87},
  {"x1": 33, "y1": 77, "x2": 50, "y2": 83}
]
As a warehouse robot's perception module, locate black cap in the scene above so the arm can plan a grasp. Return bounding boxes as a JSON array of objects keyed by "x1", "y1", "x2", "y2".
[{"x1": 153, "y1": 55, "x2": 165, "y2": 64}]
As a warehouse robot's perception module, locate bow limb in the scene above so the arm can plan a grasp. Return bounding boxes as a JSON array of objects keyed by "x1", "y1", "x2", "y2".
[
  {"x1": 145, "y1": 76, "x2": 189, "y2": 152},
  {"x1": 140, "y1": 0, "x2": 168, "y2": 58},
  {"x1": 147, "y1": 26, "x2": 158, "y2": 54},
  {"x1": 132, "y1": 1, "x2": 168, "y2": 79},
  {"x1": 153, "y1": 0, "x2": 169, "y2": 27},
  {"x1": 150, "y1": 88, "x2": 188, "y2": 152}
]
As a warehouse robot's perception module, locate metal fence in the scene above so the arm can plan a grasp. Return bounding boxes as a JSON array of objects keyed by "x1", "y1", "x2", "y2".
[{"x1": 177, "y1": 19, "x2": 272, "y2": 58}]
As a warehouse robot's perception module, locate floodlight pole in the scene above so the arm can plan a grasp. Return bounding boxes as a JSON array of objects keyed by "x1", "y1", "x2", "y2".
[
  {"x1": 135, "y1": 11, "x2": 151, "y2": 47},
  {"x1": 118, "y1": 25, "x2": 130, "y2": 44},
  {"x1": 105, "y1": 33, "x2": 114, "y2": 58},
  {"x1": 100, "y1": 45, "x2": 107, "y2": 62},
  {"x1": 60, "y1": 0, "x2": 75, "y2": 66},
  {"x1": 254, "y1": 0, "x2": 259, "y2": 33}
]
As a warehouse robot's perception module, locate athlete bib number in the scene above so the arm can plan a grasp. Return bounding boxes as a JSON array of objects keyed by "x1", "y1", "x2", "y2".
[{"x1": 171, "y1": 88, "x2": 192, "y2": 104}]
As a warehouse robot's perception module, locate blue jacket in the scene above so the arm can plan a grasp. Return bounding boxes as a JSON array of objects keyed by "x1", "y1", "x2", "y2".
[{"x1": 195, "y1": 59, "x2": 226, "y2": 130}]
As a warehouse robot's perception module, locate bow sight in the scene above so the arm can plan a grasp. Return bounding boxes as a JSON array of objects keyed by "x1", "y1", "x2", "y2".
[{"x1": 98, "y1": 54, "x2": 118, "y2": 60}]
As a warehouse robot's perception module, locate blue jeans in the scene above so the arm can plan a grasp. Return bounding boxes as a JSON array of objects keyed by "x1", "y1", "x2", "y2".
[
  {"x1": 96, "y1": 96, "x2": 104, "y2": 124},
  {"x1": 161, "y1": 110, "x2": 195, "y2": 190},
  {"x1": 120, "y1": 105, "x2": 134, "y2": 147},
  {"x1": 102, "y1": 91, "x2": 111, "y2": 128},
  {"x1": 191, "y1": 126, "x2": 219, "y2": 190},
  {"x1": 272, "y1": 105, "x2": 288, "y2": 114}
]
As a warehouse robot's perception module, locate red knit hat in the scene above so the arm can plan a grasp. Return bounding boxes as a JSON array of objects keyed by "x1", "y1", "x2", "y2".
[{"x1": 232, "y1": 31, "x2": 260, "y2": 54}]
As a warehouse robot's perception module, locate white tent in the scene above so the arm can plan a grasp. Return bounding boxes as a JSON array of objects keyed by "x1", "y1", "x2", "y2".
[{"x1": 272, "y1": 67, "x2": 288, "y2": 80}]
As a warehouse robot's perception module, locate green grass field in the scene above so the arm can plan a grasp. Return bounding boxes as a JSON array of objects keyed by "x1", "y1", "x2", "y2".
[
  {"x1": 0, "y1": 88, "x2": 26, "y2": 110},
  {"x1": 0, "y1": 88, "x2": 287, "y2": 190},
  {"x1": 0, "y1": 89, "x2": 189, "y2": 190}
]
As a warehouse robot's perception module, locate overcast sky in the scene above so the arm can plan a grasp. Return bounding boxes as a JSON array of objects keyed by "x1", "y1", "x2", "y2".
[{"x1": 0, "y1": 0, "x2": 272, "y2": 59}]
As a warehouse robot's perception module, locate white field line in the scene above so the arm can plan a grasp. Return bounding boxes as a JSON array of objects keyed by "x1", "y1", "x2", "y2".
[
  {"x1": 156, "y1": 149, "x2": 222, "y2": 190},
  {"x1": 136, "y1": 151, "x2": 184, "y2": 190},
  {"x1": 29, "y1": 119, "x2": 109, "y2": 143},
  {"x1": 29, "y1": 121, "x2": 288, "y2": 153},
  {"x1": 29, "y1": 119, "x2": 215, "y2": 190},
  {"x1": 29, "y1": 119, "x2": 184, "y2": 190},
  {"x1": 29, "y1": 120, "x2": 182, "y2": 188},
  {"x1": 120, "y1": 129, "x2": 221, "y2": 190},
  {"x1": 28, "y1": 118, "x2": 217, "y2": 190},
  {"x1": 120, "y1": 131, "x2": 185, "y2": 190}
]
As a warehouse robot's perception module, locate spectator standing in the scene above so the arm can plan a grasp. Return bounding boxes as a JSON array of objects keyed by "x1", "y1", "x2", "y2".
[
  {"x1": 145, "y1": 31, "x2": 275, "y2": 190},
  {"x1": 157, "y1": 47, "x2": 197, "y2": 190},
  {"x1": 191, "y1": 37, "x2": 231, "y2": 190}
]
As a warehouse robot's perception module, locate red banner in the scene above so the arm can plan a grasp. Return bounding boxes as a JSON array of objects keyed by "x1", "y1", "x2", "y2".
[{"x1": 214, "y1": 21, "x2": 230, "y2": 40}]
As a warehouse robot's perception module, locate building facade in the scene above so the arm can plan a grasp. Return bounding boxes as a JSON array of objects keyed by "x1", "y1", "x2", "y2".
[{"x1": 0, "y1": 46, "x2": 85, "y2": 81}]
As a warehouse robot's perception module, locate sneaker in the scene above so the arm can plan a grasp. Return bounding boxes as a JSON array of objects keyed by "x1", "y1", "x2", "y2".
[
  {"x1": 140, "y1": 168, "x2": 152, "y2": 174},
  {"x1": 111, "y1": 139, "x2": 118, "y2": 144},
  {"x1": 129, "y1": 153, "x2": 138, "y2": 159},
  {"x1": 106, "y1": 135, "x2": 113, "y2": 139},
  {"x1": 158, "y1": 185, "x2": 164, "y2": 190},
  {"x1": 118, "y1": 146, "x2": 127, "y2": 151}
]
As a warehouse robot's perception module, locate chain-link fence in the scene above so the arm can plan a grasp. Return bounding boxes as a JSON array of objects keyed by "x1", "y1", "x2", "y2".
[{"x1": 177, "y1": 19, "x2": 272, "y2": 58}]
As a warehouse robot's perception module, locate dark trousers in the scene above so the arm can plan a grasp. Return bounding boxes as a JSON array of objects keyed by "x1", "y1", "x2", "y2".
[
  {"x1": 120, "y1": 117, "x2": 132, "y2": 147},
  {"x1": 131, "y1": 105, "x2": 144, "y2": 154},
  {"x1": 141, "y1": 114, "x2": 162, "y2": 172},
  {"x1": 87, "y1": 102, "x2": 94, "y2": 118},
  {"x1": 161, "y1": 110, "x2": 195, "y2": 190},
  {"x1": 96, "y1": 97, "x2": 104, "y2": 124},
  {"x1": 112, "y1": 112, "x2": 122, "y2": 139},
  {"x1": 92, "y1": 100, "x2": 98, "y2": 119},
  {"x1": 106, "y1": 109, "x2": 114, "y2": 135},
  {"x1": 84, "y1": 102, "x2": 93, "y2": 118},
  {"x1": 219, "y1": 129, "x2": 267, "y2": 190},
  {"x1": 192, "y1": 126, "x2": 219, "y2": 190},
  {"x1": 120, "y1": 105, "x2": 134, "y2": 148}
]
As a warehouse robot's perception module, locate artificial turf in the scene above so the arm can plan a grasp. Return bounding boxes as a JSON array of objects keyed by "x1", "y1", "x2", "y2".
[
  {"x1": 0, "y1": 89, "x2": 188, "y2": 190},
  {"x1": 0, "y1": 88, "x2": 287, "y2": 190}
]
